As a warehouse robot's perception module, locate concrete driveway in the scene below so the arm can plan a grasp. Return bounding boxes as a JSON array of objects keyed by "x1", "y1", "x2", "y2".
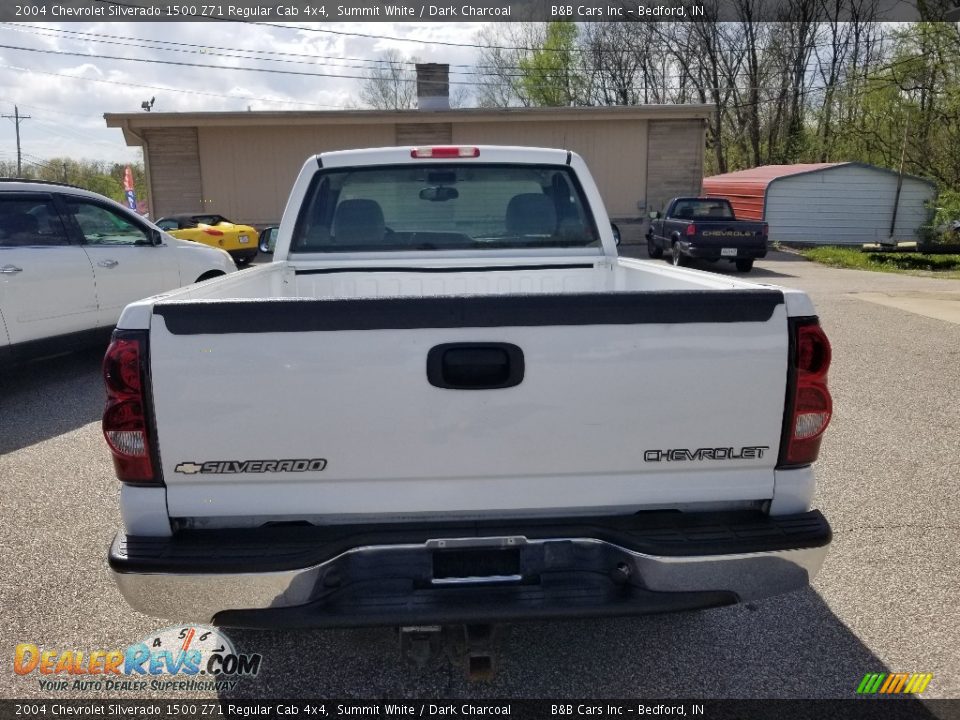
[{"x1": 1, "y1": 251, "x2": 957, "y2": 700}]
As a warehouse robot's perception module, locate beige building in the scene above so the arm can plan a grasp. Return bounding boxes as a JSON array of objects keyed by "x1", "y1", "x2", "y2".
[{"x1": 105, "y1": 73, "x2": 710, "y2": 244}]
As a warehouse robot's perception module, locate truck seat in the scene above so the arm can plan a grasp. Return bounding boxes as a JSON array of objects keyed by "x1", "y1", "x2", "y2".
[
  {"x1": 506, "y1": 194, "x2": 557, "y2": 236},
  {"x1": 332, "y1": 199, "x2": 385, "y2": 246}
]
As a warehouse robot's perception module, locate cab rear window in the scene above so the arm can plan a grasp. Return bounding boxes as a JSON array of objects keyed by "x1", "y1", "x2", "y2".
[
  {"x1": 291, "y1": 164, "x2": 599, "y2": 253},
  {"x1": 673, "y1": 200, "x2": 735, "y2": 220}
]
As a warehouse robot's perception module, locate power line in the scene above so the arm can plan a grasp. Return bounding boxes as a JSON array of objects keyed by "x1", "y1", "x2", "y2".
[
  {"x1": 91, "y1": 1, "x2": 520, "y2": 51},
  {"x1": 0, "y1": 23, "x2": 542, "y2": 82},
  {"x1": 93, "y1": 1, "x2": 898, "y2": 57},
  {"x1": 21, "y1": 152, "x2": 63, "y2": 174},
  {"x1": 0, "y1": 36, "x2": 907, "y2": 96},
  {"x1": 0, "y1": 17, "x2": 903, "y2": 92},
  {"x1": 0, "y1": 41, "x2": 379, "y2": 82},
  {"x1": 0, "y1": 20, "x2": 931, "y2": 117},
  {"x1": 0, "y1": 62, "x2": 347, "y2": 110},
  {"x1": 4, "y1": 14, "x2": 893, "y2": 77},
  {"x1": 0, "y1": 40, "x2": 514, "y2": 88},
  {"x1": 1, "y1": 22, "x2": 495, "y2": 73}
]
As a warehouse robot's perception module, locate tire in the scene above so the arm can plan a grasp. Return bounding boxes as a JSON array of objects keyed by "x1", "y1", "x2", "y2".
[
  {"x1": 735, "y1": 259, "x2": 754, "y2": 272},
  {"x1": 233, "y1": 251, "x2": 258, "y2": 268},
  {"x1": 672, "y1": 242, "x2": 687, "y2": 267},
  {"x1": 194, "y1": 270, "x2": 225, "y2": 283},
  {"x1": 647, "y1": 234, "x2": 663, "y2": 259}
]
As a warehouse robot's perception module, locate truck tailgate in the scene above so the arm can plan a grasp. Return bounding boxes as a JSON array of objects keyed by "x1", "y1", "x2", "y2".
[
  {"x1": 149, "y1": 288, "x2": 789, "y2": 523},
  {"x1": 694, "y1": 221, "x2": 766, "y2": 249}
]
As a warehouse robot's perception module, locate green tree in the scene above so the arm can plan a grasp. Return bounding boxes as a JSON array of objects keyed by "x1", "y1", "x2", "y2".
[
  {"x1": 518, "y1": 21, "x2": 583, "y2": 107},
  {"x1": 831, "y1": 22, "x2": 960, "y2": 189},
  {"x1": 6, "y1": 157, "x2": 146, "y2": 205}
]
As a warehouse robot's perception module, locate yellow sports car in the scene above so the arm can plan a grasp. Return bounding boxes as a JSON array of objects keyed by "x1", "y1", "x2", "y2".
[{"x1": 156, "y1": 214, "x2": 259, "y2": 266}]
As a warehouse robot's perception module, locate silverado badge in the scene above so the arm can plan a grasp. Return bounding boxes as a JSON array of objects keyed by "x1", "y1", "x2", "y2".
[{"x1": 174, "y1": 459, "x2": 327, "y2": 474}]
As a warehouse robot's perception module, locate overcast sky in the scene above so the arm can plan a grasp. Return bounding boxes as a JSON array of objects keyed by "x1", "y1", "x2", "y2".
[{"x1": 0, "y1": 21, "x2": 488, "y2": 169}]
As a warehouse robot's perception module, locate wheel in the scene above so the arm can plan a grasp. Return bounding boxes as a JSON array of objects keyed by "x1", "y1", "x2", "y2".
[
  {"x1": 735, "y1": 259, "x2": 754, "y2": 272},
  {"x1": 233, "y1": 252, "x2": 257, "y2": 268},
  {"x1": 194, "y1": 270, "x2": 225, "y2": 283},
  {"x1": 672, "y1": 242, "x2": 687, "y2": 267},
  {"x1": 647, "y1": 234, "x2": 663, "y2": 259}
]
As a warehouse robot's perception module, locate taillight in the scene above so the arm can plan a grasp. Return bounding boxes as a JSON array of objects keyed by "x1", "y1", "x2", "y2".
[
  {"x1": 203, "y1": 228, "x2": 225, "y2": 236},
  {"x1": 779, "y1": 319, "x2": 833, "y2": 468},
  {"x1": 102, "y1": 331, "x2": 157, "y2": 484},
  {"x1": 685, "y1": 223, "x2": 696, "y2": 237},
  {"x1": 410, "y1": 146, "x2": 480, "y2": 159},
  {"x1": 762, "y1": 224, "x2": 769, "y2": 238}
]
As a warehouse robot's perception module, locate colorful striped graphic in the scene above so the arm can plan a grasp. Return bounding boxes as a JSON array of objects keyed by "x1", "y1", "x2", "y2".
[{"x1": 857, "y1": 672, "x2": 933, "y2": 694}]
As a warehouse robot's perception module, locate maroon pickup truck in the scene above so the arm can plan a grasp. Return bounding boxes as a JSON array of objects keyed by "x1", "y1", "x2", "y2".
[{"x1": 646, "y1": 197, "x2": 768, "y2": 273}]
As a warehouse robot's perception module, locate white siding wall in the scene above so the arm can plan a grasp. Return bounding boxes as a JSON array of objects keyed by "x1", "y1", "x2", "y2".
[{"x1": 765, "y1": 165, "x2": 935, "y2": 245}]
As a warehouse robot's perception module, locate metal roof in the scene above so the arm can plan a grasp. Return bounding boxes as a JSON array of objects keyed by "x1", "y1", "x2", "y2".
[
  {"x1": 705, "y1": 163, "x2": 841, "y2": 185},
  {"x1": 702, "y1": 162, "x2": 936, "y2": 221}
]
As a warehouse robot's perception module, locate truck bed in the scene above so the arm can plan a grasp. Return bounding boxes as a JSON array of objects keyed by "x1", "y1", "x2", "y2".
[
  {"x1": 119, "y1": 258, "x2": 801, "y2": 528},
  {"x1": 128, "y1": 256, "x2": 786, "y2": 305}
]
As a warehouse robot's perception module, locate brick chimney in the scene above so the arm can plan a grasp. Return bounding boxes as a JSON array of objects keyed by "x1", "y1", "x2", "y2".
[{"x1": 416, "y1": 63, "x2": 450, "y2": 111}]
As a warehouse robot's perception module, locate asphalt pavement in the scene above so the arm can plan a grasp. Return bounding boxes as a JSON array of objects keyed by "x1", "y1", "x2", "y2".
[{"x1": 1, "y1": 250, "x2": 958, "y2": 700}]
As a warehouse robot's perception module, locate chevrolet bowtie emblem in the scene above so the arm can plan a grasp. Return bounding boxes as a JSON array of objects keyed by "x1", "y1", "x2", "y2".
[{"x1": 174, "y1": 462, "x2": 204, "y2": 474}]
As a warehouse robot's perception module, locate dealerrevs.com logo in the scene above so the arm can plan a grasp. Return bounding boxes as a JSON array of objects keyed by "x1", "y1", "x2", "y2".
[{"x1": 14, "y1": 625, "x2": 261, "y2": 693}]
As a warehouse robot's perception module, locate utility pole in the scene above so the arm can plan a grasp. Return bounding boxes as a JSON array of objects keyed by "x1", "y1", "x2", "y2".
[
  {"x1": 1, "y1": 106, "x2": 31, "y2": 177},
  {"x1": 887, "y1": 113, "x2": 910, "y2": 246}
]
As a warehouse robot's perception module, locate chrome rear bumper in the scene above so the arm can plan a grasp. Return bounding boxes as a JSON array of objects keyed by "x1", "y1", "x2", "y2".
[{"x1": 109, "y1": 510, "x2": 830, "y2": 627}]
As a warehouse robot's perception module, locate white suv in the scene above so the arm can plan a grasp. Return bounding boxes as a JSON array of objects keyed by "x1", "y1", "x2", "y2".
[{"x1": 0, "y1": 179, "x2": 236, "y2": 365}]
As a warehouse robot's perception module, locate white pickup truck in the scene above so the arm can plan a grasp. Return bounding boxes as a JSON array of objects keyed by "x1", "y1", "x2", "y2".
[{"x1": 105, "y1": 146, "x2": 833, "y2": 637}]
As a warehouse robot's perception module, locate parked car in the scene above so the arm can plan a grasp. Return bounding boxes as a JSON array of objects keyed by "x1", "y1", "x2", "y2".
[
  {"x1": 0, "y1": 180, "x2": 236, "y2": 366},
  {"x1": 156, "y1": 213, "x2": 259, "y2": 266},
  {"x1": 258, "y1": 226, "x2": 279, "y2": 254},
  {"x1": 647, "y1": 197, "x2": 768, "y2": 272},
  {"x1": 105, "y1": 147, "x2": 833, "y2": 648}
]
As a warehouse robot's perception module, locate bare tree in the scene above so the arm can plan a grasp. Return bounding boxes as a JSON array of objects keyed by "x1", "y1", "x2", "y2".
[
  {"x1": 762, "y1": 8, "x2": 820, "y2": 163},
  {"x1": 359, "y1": 50, "x2": 419, "y2": 110},
  {"x1": 731, "y1": 0, "x2": 768, "y2": 166},
  {"x1": 580, "y1": 22, "x2": 642, "y2": 105}
]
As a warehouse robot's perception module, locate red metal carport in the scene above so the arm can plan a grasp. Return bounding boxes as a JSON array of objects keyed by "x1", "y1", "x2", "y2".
[{"x1": 702, "y1": 164, "x2": 840, "y2": 220}]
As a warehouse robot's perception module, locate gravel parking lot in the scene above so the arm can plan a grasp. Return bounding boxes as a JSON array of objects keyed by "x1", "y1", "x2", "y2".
[{"x1": 1, "y1": 251, "x2": 958, "y2": 700}]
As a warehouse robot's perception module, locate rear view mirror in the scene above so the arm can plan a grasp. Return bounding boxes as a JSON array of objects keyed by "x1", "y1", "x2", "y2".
[
  {"x1": 149, "y1": 228, "x2": 164, "y2": 246},
  {"x1": 611, "y1": 223, "x2": 621, "y2": 246},
  {"x1": 259, "y1": 227, "x2": 278, "y2": 254},
  {"x1": 427, "y1": 171, "x2": 458, "y2": 184},
  {"x1": 419, "y1": 186, "x2": 459, "y2": 202}
]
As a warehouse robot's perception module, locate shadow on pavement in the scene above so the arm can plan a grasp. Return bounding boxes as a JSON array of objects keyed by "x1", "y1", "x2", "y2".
[
  {"x1": 216, "y1": 589, "x2": 922, "y2": 701},
  {"x1": 618, "y1": 247, "x2": 805, "y2": 280},
  {"x1": 0, "y1": 345, "x2": 105, "y2": 454},
  {"x1": 685, "y1": 261, "x2": 797, "y2": 280}
]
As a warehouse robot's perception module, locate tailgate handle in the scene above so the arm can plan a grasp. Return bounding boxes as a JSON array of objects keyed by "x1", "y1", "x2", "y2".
[{"x1": 427, "y1": 343, "x2": 524, "y2": 390}]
